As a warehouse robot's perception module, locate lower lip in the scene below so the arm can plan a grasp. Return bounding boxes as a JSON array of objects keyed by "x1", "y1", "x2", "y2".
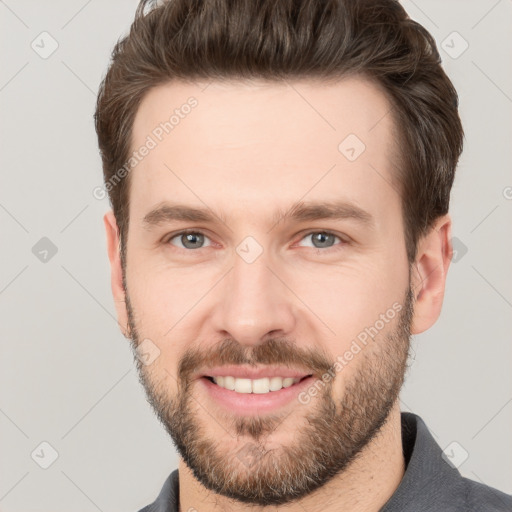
[{"x1": 198, "y1": 376, "x2": 315, "y2": 414}]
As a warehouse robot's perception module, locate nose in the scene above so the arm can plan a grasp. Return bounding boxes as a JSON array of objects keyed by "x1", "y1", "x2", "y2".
[{"x1": 210, "y1": 249, "x2": 297, "y2": 347}]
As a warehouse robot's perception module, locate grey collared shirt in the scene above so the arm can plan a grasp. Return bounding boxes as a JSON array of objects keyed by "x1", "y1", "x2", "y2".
[{"x1": 138, "y1": 412, "x2": 512, "y2": 511}]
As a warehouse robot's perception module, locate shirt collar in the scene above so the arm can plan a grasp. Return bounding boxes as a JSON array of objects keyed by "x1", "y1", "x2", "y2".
[{"x1": 379, "y1": 411, "x2": 466, "y2": 511}]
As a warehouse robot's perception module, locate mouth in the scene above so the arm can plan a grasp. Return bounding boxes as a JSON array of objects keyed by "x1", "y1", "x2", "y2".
[
  {"x1": 198, "y1": 374, "x2": 316, "y2": 414},
  {"x1": 202, "y1": 374, "x2": 313, "y2": 394}
]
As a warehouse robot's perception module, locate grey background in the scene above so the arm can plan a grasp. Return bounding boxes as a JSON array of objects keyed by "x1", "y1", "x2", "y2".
[{"x1": 1, "y1": 0, "x2": 511, "y2": 510}]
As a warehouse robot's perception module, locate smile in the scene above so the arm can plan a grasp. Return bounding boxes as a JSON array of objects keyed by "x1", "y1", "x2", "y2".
[
  {"x1": 206, "y1": 375, "x2": 311, "y2": 394},
  {"x1": 200, "y1": 375, "x2": 316, "y2": 414}
]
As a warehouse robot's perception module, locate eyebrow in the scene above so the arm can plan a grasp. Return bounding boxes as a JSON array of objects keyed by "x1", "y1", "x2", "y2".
[{"x1": 142, "y1": 200, "x2": 374, "y2": 230}]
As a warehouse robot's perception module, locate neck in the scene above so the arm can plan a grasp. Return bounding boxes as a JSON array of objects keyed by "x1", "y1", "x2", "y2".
[{"x1": 179, "y1": 402, "x2": 405, "y2": 512}]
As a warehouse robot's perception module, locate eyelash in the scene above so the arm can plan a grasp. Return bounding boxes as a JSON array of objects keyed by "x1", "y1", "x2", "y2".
[{"x1": 163, "y1": 229, "x2": 347, "y2": 254}]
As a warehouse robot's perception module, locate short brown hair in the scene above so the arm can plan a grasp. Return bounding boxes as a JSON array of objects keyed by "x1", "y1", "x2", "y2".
[{"x1": 94, "y1": 0, "x2": 463, "y2": 264}]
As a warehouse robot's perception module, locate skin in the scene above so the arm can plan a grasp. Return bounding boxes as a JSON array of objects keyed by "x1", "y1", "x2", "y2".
[{"x1": 104, "y1": 76, "x2": 452, "y2": 511}]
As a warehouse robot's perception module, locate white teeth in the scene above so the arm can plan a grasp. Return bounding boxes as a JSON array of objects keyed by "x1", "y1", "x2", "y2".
[
  {"x1": 223, "y1": 376, "x2": 236, "y2": 390},
  {"x1": 211, "y1": 376, "x2": 303, "y2": 393},
  {"x1": 282, "y1": 377, "x2": 295, "y2": 388},
  {"x1": 269, "y1": 376, "x2": 284, "y2": 391},
  {"x1": 234, "y1": 378, "x2": 252, "y2": 393},
  {"x1": 252, "y1": 378, "x2": 270, "y2": 394}
]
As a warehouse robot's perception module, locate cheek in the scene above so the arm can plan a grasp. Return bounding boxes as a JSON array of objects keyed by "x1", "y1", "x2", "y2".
[
  {"x1": 291, "y1": 258, "x2": 406, "y2": 340},
  {"x1": 125, "y1": 263, "x2": 203, "y2": 342},
  {"x1": 311, "y1": 279, "x2": 408, "y2": 394}
]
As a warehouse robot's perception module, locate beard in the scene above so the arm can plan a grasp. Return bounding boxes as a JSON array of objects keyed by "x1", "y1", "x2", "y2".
[{"x1": 125, "y1": 282, "x2": 415, "y2": 507}]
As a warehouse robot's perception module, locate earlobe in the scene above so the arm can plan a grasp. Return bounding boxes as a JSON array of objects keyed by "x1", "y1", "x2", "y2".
[
  {"x1": 410, "y1": 214, "x2": 452, "y2": 334},
  {"x1": 103, "y1": 211, "x2": 130, "y2": 337}
]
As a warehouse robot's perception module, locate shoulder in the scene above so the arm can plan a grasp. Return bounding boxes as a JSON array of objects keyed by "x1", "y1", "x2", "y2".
[
  {"x1": 135, "y1": 469, "x2": 180, "y2": 512},
  {"x1": 381, "y1": 412, "x2": 512, "y2": 512},
  {"x1": 462, "y1": 476, "x2": 512, "y2": 511}
]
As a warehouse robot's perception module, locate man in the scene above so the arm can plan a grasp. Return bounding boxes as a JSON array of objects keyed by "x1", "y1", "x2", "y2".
[{"x1": 94, "y1": 0, "x2": 512, "y2": 510}]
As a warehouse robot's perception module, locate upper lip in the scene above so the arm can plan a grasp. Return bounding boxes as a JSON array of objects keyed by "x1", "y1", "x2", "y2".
[{"x1": 197, "y1": 366, "x2": 313, "y2": 380}]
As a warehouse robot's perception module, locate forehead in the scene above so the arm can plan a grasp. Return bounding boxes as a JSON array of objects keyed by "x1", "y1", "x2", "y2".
[{"x1": 128, "y1": 76, "x2": 400, "y2": 227}]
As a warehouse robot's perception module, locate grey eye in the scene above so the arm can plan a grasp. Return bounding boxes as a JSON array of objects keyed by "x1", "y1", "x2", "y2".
[
  {"x1": 169, "y1": 232, "x2": 211, "y2": 250},
  {"x1": 298, "y1": 232, "x2": 340, "y2": 249}
]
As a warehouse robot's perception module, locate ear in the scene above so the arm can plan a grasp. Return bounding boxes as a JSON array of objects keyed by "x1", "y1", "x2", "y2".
[
  {"x1": 410, "y1": 214, "x2": 453, "y2": 334},
  {"x1": 104, "y1": 210, "x2": 129, "y2": 337}
]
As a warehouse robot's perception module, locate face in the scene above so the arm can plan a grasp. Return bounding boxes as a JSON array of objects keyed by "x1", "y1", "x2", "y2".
[{"x1": 117, "y1": 76, "x2": 416, "y2": 505}]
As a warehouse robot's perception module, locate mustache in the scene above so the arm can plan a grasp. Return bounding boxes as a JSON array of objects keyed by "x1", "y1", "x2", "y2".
[{"x1": 178, "y1": 337, "x2": 334, "y2": 384}]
